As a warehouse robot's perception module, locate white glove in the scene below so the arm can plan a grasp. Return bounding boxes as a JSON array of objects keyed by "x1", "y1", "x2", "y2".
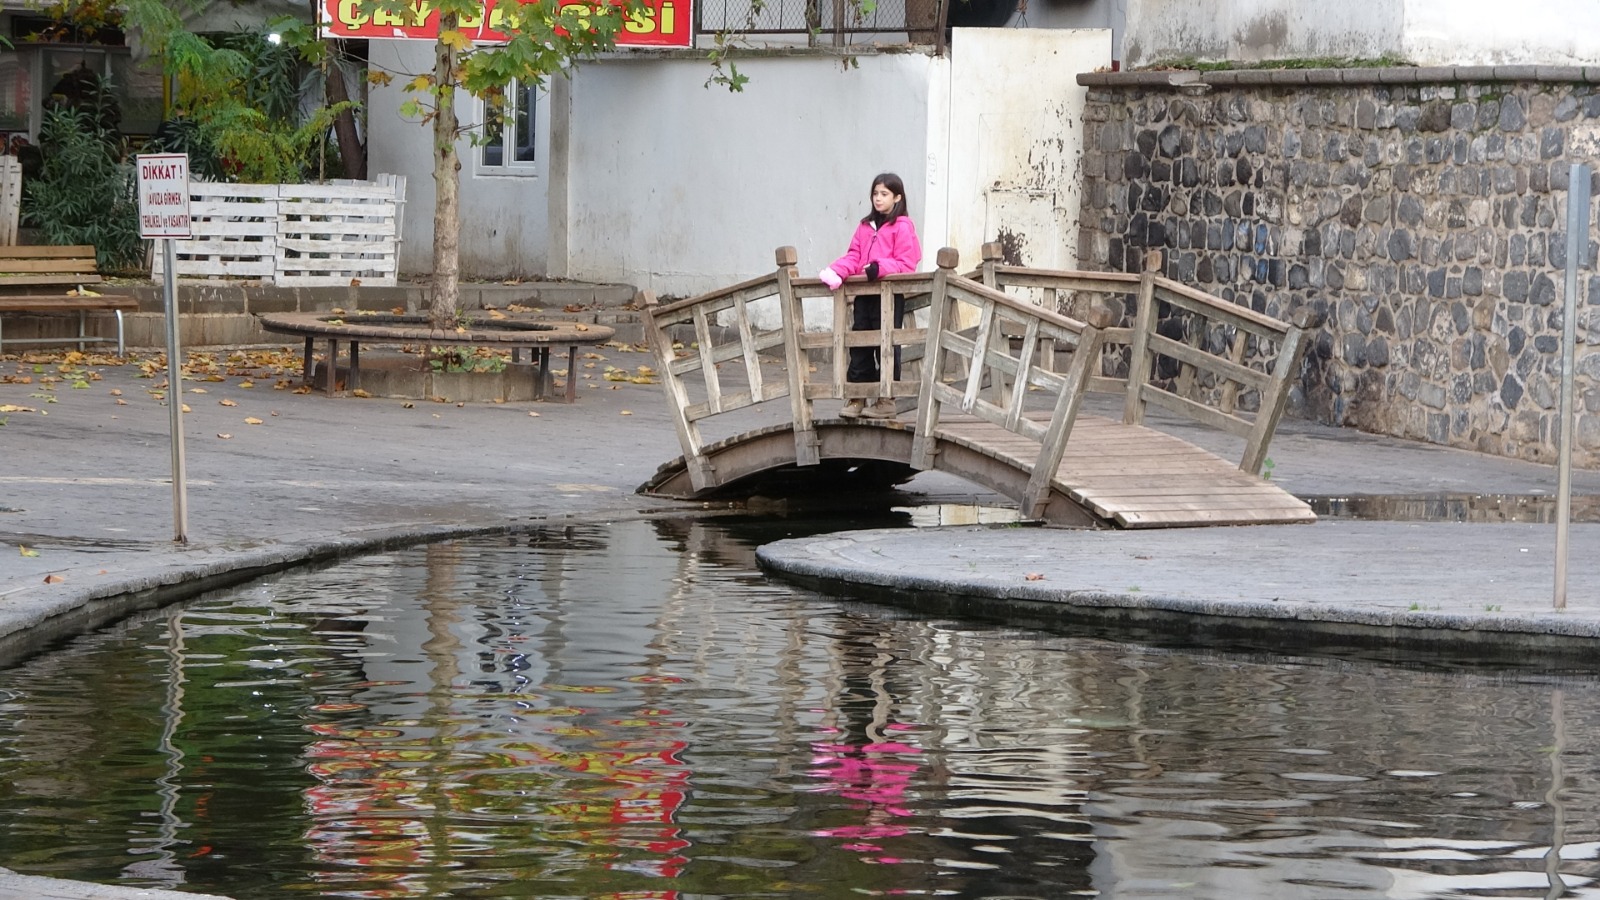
[{"x1": 819, "y1": 267, "x2": 843, "y2": 291}]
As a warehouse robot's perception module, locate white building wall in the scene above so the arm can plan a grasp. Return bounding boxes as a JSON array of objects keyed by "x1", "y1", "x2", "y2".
[
  {"x1": 549, "y1": 53, "x2": 938, "y2": 297},
  {"x1": 370, "y1": 33, "x2": 1109, "y2": 292},
  {"x1": 941, "y1": 28, "x2": 1110, "y2": 273},
  {"x1": 1403, "y1": 0, "x2": 1600, "y2": 66},
  {"x1": 1122, "y1": 0, "x2": 1600, "y2": 68},
  {"x1": 367, "y1": 40, "x2": 552, "y2": 279},
  {"x1": 1121, "y1": 0, "x2": 1405, "y2": 68},
  {"x1": 1007, "y1": 0, "x2": 1127, "y2": 66}
]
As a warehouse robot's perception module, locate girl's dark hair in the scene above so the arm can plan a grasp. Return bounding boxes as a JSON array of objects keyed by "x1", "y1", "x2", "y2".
[{"x1": 862, "y1": 172, "x2": 909, "y2": 226}]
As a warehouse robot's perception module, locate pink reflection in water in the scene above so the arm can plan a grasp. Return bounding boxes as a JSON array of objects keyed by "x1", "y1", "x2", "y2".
[{"x1": 807, "y1": 731, "x2": 925, "y2": 848}]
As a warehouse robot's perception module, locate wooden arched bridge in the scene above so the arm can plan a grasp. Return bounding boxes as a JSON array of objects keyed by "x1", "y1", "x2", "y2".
[{"x1": 639, "y1": 245, "x2": 1324, "y2": 529}]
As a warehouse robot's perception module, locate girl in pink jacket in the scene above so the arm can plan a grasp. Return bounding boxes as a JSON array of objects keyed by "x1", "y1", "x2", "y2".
[{"x1": 818, "y1": 172, "x2": 923, "y2": 419}]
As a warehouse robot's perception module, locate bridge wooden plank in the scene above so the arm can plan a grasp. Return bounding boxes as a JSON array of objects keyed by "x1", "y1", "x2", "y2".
[
  {"x1": 1039, "y1": 413, "x2": 1312, "y2": 527},
  {"x1": 1116, "y1": 507, "x2": 1317, "y2": 527},
  {"x1": 1088, "y1": 492, "x2": 1308, "y2": 510}
]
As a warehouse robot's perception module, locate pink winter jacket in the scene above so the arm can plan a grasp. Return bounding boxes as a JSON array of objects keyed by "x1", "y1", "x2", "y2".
[{"x1": 830, "y1": 216, "x2": 922, "y2": 279}]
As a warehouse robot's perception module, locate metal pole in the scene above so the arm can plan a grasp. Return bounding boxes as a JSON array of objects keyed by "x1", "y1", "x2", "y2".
[
  {"x1": 163, "y1": 238, "x2": 189, "y2": 544},
  {"x1": 1555, "y1": 164, "x2": 1590, "y2": 609}
]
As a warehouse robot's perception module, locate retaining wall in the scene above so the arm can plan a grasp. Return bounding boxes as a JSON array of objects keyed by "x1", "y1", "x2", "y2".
[
  {"x1": 1079, "y1": 67, "x2": 1600, "y2": 466},
  {"x1": 0, "y1": 281, "x2": 639, "y2": 352}
]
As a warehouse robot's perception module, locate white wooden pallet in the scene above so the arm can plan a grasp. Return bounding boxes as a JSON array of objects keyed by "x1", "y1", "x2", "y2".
[{"x1": 152, "y1": 176, "x2": 406, "y2": 286}]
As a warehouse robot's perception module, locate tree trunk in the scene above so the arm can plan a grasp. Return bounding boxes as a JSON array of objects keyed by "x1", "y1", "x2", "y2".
[
  {"x1": 324, "y1": 42, "x2": 367, "y2": 181},
  {"x1": 428, "y1": 16, "x2": 461, "y2": 330}
]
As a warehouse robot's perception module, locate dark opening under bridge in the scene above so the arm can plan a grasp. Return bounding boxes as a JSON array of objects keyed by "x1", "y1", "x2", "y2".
[{"x1": 639, "y1": 245, "x2": 1325, "y2": 529}]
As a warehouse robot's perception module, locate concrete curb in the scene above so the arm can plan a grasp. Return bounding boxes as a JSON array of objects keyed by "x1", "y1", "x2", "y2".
[
  {"x1": 0, "y1": 867, "x2": 233, "y2": 899},
  {"x1": 0, "y1": 509, "x2": 665, "y2": 668}
]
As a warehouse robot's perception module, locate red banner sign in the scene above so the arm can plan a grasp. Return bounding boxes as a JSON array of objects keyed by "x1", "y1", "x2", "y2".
[{"x1": 321, "y1": 0, "x2": 690, "y2": 48}]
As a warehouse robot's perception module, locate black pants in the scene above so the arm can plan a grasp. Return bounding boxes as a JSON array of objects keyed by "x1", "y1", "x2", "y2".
[{"x1": 846, "y1": 293, "x2": 905, "y2": 384}]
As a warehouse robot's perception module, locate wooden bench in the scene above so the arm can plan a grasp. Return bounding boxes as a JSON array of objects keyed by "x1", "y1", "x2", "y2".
[{"x1": 0, "y1": 245, "x2": 137, "y2": 355}]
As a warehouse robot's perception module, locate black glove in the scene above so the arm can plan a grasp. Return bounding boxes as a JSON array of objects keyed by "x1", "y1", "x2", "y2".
[{"x1": 864, "y1": 262, "x2": 881, "y2": 282}]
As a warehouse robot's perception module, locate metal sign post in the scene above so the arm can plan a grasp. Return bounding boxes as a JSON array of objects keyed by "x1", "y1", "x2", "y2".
[
  {"x1": 1555, "y1": 163, "x2": 1592, "y2": 609},
  {"x1": 136, "y1": 154, "x2": 194, "y2": 544}
]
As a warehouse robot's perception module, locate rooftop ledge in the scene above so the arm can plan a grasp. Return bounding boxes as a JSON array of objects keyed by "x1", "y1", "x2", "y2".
[{"x1": 1079, "y1": 65, "x2": 1600, "y2": 90}]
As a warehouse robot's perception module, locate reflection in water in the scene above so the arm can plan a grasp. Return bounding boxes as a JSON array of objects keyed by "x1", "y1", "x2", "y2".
[
  {"x1": 1307, "y1": 492, "x2": 1600, "y2": 524},
  {"x1": 0, "y1": 517, "x2": 1596, "y2": 899}
]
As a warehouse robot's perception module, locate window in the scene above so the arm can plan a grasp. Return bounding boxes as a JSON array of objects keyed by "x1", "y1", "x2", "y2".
[{"x1": 481, "y1": 79, "x2": 536, "y2": 169}]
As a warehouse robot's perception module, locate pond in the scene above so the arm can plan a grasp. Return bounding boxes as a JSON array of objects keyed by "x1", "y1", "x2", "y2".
[{"x1": 1, "y1": 515, "x2": 1597, "y2": 899}]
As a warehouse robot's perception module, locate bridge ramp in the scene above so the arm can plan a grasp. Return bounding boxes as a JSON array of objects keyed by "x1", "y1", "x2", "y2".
[{"x1": 938, "y1": 413, "x2": 1314, "y2": 528}]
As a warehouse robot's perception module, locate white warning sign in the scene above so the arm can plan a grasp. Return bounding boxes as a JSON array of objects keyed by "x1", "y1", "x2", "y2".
[{"x1": 136, "y1": 153, "x2": 192, "y2": 239}]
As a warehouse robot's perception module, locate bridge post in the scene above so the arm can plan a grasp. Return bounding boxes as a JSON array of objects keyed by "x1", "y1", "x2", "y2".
[
  {"x1": 1021, "y1": 306, "x2": 1115, "y2": 518},
  {"x1": 1239, "y1": 306, "x2": 1325, "y2": 474},
  {"x1": 641, "y1": 291, "x2": 717, "y2": 491},
  {"x1": 774, "y1": 246, "x2": 820, "y2": 467},
  {"x1": 911, "y1": 248, "x2": 959, "y2": 470},
  {"x1": 1122, "y1": 249, "x2": 1163, "y2": 426},
  {"x1": 979, "y1": 241, "x2": 1003, "y2": 289}
]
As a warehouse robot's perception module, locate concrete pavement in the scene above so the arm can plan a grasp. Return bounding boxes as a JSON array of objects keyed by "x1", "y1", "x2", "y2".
[
  {"x1": 6, "y1": 346, "x2": 1600, "y2": 661},
  {"x1": 7, "y1": 342, "x2": 1600, "y2": 896}
]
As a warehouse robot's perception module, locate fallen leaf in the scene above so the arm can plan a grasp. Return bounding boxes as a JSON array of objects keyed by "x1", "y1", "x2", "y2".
[
  {"x1": 217, "y1": 432, "x2": 233, "y2": 439},
  {"x1": 620, "y1": 410, "x2": 632, "y2": 416},
  {"x1": 0, "y1": 404, "x2": 37, "y2": 413},
  {"x1": 239, "y1": 380, "x2": 255, "y2": 389},
  {"x1": 1024, "y1": 573, "x2": 1046, "y2": 581},
  {"x1": 528, "y1": 411, "x2": 540, "y2": 417},
  {"x1": 244, "y1": 417, "x2": 264, "y2": 425},
  {"x1": 189, "y1": 387, "x2": 208, "y2": 394},
  {"x1": 109, "y1": 388, "x2": 122, "y2": 396},
  {"x1": 402, "y1": 402, "x2": 415, "y2": 409},
  {"x1": 219, "y1": 398, "x2": 238, "y2": 407},
  {"x1": 115, "y1": 398, "x2": 127, "y2": 405},
  {"x1": 181, "y1": 404, "x2": 192, "y2": 413},
  {"x1": 351, "y1": 389, "x2": 372, "y2": 398},
  {"x1": 19, "y1": 546, "x2": 38, "y2": 557},
  {"x1": 43, "y1": 574, "x2": 65, "y2": 584}
]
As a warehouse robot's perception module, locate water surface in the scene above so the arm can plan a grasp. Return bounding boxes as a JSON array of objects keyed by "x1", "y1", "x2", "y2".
[{"x1": 1, "y1": 515, "x2": 1597, "y2": 899}]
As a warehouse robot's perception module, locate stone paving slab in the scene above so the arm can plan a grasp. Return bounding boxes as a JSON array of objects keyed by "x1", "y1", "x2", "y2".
[{"x1": 756, "y1": 520, "x2": 1600, "y2": 659}]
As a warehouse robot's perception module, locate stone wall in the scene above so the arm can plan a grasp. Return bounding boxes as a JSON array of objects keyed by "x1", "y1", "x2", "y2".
[{"x1": 1078, "y1": 67, "x2": 1600, "y2": 466}]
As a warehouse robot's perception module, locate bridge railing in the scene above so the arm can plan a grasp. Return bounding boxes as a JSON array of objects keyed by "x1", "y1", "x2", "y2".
[
  {"x1": 911, "y1": 248, "x2": 1113, "y2": 518},
  {"x1": 776, "y1": 247, "x2": 937, "y2": 465},
  {"x1": 1133, "y1": 262, "x2": 1324, "y2": 475},
  {"x1": 971, "y1": 245, "x2": 1323, "y2": 475},
  {"x1": 641, "y1": 267, "x2": 792, "y2": 491}
]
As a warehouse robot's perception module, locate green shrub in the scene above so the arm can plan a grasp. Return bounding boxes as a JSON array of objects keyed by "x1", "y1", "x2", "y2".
[{"x1": 25, "y1": 105, "x2": 144, "y2": 273}]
